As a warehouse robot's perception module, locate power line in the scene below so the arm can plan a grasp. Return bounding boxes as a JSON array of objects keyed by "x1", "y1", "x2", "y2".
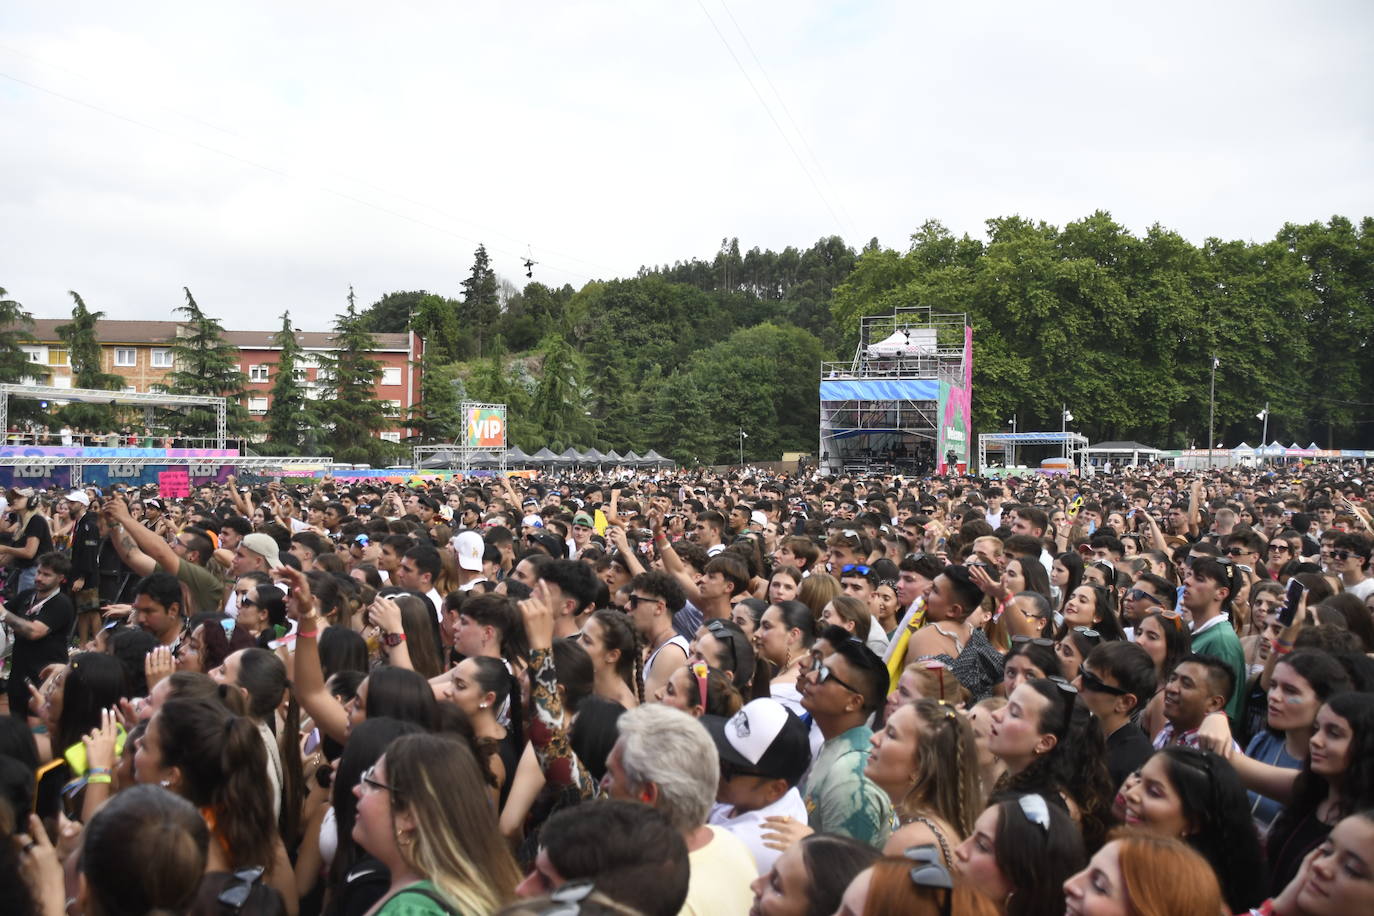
[
  {"x1": 0, "y1": 66, "x2": 609, "y2": 282},
  {"x1": 715, "y1": 0, "x2": 856, "y2": 236},
  {"x1": 693, "y1": 0, "x2": 851, "y2": 238}
]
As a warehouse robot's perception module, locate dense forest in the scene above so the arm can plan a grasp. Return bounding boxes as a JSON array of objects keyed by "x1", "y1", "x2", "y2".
[{"x1": 361, "y1": 212, "x2": 1374, "y2": 464}]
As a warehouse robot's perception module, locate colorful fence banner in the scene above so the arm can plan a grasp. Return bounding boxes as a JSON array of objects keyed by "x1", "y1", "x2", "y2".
[
  {"x1": 936, "y1": 325, "x2": 973, "y2": 474},
  {"x1": 0, "y1": 446, "x2": 239, "y2": 459}
]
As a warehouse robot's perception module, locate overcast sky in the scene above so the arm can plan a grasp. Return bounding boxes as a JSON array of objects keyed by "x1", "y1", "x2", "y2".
[{"x1": 3, "y1": 1, "x2": 1372, "y2": 331}]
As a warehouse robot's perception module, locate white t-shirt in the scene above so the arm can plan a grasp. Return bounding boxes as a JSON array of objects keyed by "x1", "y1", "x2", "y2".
[
  {"x1": 1345, "y1": 577, "x2": 1374, "y2": 602},
  {"x1": 709, "y1": 787, "x2": 810, "y2": 875}
]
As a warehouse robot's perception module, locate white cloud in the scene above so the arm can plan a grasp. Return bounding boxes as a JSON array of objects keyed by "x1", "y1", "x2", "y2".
[{"x1": 2, "y1": 0, "x2": 1371, "y2": 328}]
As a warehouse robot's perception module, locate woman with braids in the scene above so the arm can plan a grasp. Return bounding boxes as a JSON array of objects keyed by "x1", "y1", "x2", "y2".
[
  {"x1": 579, "y1": 607, "x2": 642, "y2": 708},
  {"x1": 864, "y1": 698, "x2": 981, "y2": 866},
  {"x1": 986, "y1": 678, "x2": 1116, "y2": 850},
  {"x1": 134, "y1": 694, "x2": 296, "y2": 914},
  {"x1": 443, "y1": 655, "x2": 521, "y2": 806},
  {"x1": 352, "y1": 733, "x2": 522, "y2": 914}
]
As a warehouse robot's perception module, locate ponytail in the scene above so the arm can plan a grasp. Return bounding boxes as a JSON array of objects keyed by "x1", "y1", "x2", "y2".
[{"x1": 218, "y1": 714, "x2": 276, "y2": 870}]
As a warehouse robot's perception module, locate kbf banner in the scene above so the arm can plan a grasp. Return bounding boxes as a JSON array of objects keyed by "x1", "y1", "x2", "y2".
[{"x1": 465, "y1": 406, "x2": 506, "y2": 448}]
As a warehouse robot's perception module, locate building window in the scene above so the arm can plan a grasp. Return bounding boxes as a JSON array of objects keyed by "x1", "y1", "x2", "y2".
[
  {"x1": 248, "y1": 397, "x2": 269, "y2": 415},
  {"x1": 48, "y1": 348, "x2": 69, "y2": 367},
  {"x1": 381, "y1": 366, "x2": 403, "y2": 386},
  {"x1": 379, "y1": 431, "x2": 401, "y2": 443},
  {"x1": 151, "y1": 348, "x2": 173, "y2": 368},
  {"x1": 383, "y1": 400, "x2": 401, "y2": 417},
  {"x1": 114, "y1": 348, "x2": 136, "y2": 367},
  {"x1": 293, "y1": 368, "x2": 308, "y2": 382},
  {"x1": 249, "y1": 365, "x2": 270, "y2": 382},
  {"x1": 22, "y1": 348, "x2": 41, "y2": 364},
  {"x1": 123, "y1": 386, "x2": 138, "y2": 394}
]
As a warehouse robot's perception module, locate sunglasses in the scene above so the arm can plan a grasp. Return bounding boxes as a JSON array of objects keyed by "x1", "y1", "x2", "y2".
[
  {"x1": 1268, "y1": 544, "x2": 1291, "y2": 553},
  {"x1": 812, "y1": 661, "x2": 862, "y2": 695},
  {"x1": 841, "y1": 563, "x2": 872, "y2": 575},
  {"x1": 1155, "y1": 607, "x2": 1186, "y2": 630},
  {"x1": 703, "y1": 620, "x2": 738, "y2": 670},
  {"x1": 625, "y1": 594, "x2": 661, "y2": 610},
  {"x1": 1011, "y1": 635, "x2": 1055, "y2": 648},
  {"x1": 1072, "y1": 626, "x2": 1101, "y2": 641},
  {"x1": 1225, "y1": 546, "x2": 1249, "y2": 556},
  {"x1": 1126, "y1": 588, "x2": 1162, "y2": 606},
  {"x1": 359, "y1": 764, "x2": 393, "y2": 796},
  {"x1": 1078, "y1": 664, "x2": 1131, "y2": 696},
  {"x1": 1047, "y1": 675, "x2": 1079, "y2": 696}
]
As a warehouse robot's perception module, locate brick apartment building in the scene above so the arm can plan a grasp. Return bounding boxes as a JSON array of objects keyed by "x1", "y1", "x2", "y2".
[{"x1": 16, "y1": 319, "x2": 425, "y2": 441}]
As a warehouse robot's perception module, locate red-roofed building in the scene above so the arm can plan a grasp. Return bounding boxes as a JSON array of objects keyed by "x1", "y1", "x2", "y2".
[{"x1": 15, "y1": 319, "x2": 424, "y2": 441}]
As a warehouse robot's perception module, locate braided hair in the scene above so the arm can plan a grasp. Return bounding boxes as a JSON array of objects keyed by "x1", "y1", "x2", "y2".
[{"x1": 590, "y1": 608, "x2": 644, "y2": 703}]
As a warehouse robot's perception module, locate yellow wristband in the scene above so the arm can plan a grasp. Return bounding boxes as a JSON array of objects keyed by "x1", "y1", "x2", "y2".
[{"x1": 86, "y1": 773, "x2": 112, "y2": 784}]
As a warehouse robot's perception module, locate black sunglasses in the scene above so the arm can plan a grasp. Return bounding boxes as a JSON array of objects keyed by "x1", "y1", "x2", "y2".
[
  {"x1": 813, "y1": 661, "x2": 862, "y2": 695},
  {"x1": 1011, "y1": 635, "x2": 1055, "y2": 648},
  {"x1": 625, "y1": 594, "x2": 661, "y2": 609},
  {"x1": 1078, "y1": 664, "x2": 1131, "y2": 696},
  {"x1": 703, "y1": 620, "x2": 739, "y2": 670}
]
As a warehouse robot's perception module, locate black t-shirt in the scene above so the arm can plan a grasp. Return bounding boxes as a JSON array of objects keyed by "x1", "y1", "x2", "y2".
[
  {"x1": 13, "y1": 514, "x2": 53, "y2": 569},
  {"x1": 1105, "y1": 721, "x2": 1153, "y2": 789},
  {"x1": 9, "y1": 588, "x2": 75, "y2": 676}
]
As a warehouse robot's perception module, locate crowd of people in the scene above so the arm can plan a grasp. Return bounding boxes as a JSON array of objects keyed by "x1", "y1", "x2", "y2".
[{"x1": 0, "y1": 461, "x2": 1371, "y2": 915}]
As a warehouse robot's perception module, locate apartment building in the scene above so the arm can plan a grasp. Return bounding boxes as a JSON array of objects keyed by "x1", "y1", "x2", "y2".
[{"x1": 17, "y1": 319, "x2": 424, "y2": 441}]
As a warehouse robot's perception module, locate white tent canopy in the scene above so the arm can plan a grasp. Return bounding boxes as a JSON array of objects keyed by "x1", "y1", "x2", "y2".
[{"x1": 864, "y1": 328, "x2": 938, "y2": 357}]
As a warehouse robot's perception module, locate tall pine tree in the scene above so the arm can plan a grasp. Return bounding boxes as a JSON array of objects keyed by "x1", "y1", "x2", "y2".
[
  {"x1": 161, "y1": 288, "x2": 251, "y2": 439},
  {"x1": 460, "y1": 244, "x2": 500, "y2": 359},
  {"x1": 317, "y1": 287, "x2": 388, "y2": 463},
  {"x1": 263, "y1": 311, "x2": 316, "y2": 454},
  {"x1": 0, "y1": 287, "x2": 49, "y2": 426},
  {"x1": 55, "y1": 291, "x2": 122, "y2": 431}
]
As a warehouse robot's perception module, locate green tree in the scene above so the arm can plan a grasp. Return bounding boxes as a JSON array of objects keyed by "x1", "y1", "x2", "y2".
[
  {"x1": 0, "y1": 288, "x2": 49, "y2": 426},
  {"x1": 160, "y1": 287, "x2": 251, "y2": 439},
  {"x1": 411, "y1": 348, "x2": 464, "y2": 442},
  {"x1": 529, "y1": 332, "x2": 589, "y2": 450},
  {"x1": 54, "y1": 291, "x2": 123, "y2": 431},
  {"x1": 317, "y1": 287, "x2": 388, "y2": 463},
  {"x1": 263, "y1": 311, "x2": 317, "y2": 454},
  {"x1": 459, "y1": 244, "x2": 500, "y2": 358}
]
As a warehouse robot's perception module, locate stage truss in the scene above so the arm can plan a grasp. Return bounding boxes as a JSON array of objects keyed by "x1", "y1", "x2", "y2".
[{"x1": 0, "y1": 384, "x2": 229, "y2": 448}]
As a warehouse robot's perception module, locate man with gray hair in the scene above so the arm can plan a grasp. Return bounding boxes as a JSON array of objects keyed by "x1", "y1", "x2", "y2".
[{"x1": 601, "y1": 703, "x2": 756, "y2": 915}]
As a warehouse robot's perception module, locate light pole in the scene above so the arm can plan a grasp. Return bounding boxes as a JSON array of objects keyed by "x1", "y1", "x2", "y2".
[
  {"x1": 1008, "y1": 416, "x2": 1016, "y2": 466},
  {"x1": 1061, "y1": 405, "x2": 1073, "y2": 459},
  {"x1": 1257, "y1": 403, "x2": 1269, "y2": 466},
  {"x1": 738, "y1": 428, "x2": 747, "y2": 467},
  {"x1": 1207, "y1": 355, "x2": 1219, "y2": 469}
]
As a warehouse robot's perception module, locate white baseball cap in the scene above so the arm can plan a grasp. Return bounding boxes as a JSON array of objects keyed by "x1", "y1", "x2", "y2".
[{"x1": 452, "y1": 530, "x2": 485, "y2": 571}]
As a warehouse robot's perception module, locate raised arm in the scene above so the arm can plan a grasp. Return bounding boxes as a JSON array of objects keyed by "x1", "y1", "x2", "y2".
[
  {"x1": 274, "y1": 567, "x2": 349, "y2": 745},
  {"x1": 520, "y1": 581, "x2": 596, "y2": 799},
  {"x1": 106, "y1": 496, "x2": 177, "y2": 575}
]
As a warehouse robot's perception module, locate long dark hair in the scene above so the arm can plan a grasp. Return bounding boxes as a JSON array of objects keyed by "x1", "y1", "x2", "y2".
[
  {"x1": 1055, "y1": 584, "x2": 1126, "y2": 641},
  {"x1": 56, "y1": 653, "x2": 125, "y2": 755},
  {"x1": 235, "y1": 648, "x2": 303, "y2": 849},
  {"x1": 1274, "y1": 693, "x2": 1374, "y2": 835},
  {"x1": 1152, "y1": 747, "x2": 1266, "y2": 912},
  {"x1": 155, "y1": 697, "x2": 275, "y2": 870},
  {"x1": 365, "y1": 666, "x2": 439, "y2": 731},
  {"x1": 989, "y1": 792, "x2": 1086, "y2": 916},
  {"x1": 1054, "y1": 551, "x2": 1084, "y2": 612},
  {"x1": 1141, "y1": 609, "x2": 1191, "y2": 678},
  {"x1": 327, "y1": 717, "x2": 422, "y2": 896},
  {"x1": 798, "y1": 833, "x2": 882, "y2": 916},
  {"x1": 998, "y1": 680, "x2": 1114, "y2": 850}
]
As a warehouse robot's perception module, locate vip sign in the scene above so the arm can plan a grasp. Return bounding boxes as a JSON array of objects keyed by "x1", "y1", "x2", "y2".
[{"x1": 466, "y1": 408, "x2": 507, "y2": 448}]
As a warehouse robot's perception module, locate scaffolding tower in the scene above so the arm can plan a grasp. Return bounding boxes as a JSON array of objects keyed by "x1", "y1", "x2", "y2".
[{"x1": 819, "y1": 308, "x2": 971, "y2": 476}]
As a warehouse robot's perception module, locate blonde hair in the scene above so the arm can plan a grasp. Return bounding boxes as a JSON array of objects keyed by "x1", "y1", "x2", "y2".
[
  {"x1": 386, "y1": 733, "x2": 522, "y2": 913},
  {"x1": 798, "y1": 572, "x2": 841, "y2": 621}
]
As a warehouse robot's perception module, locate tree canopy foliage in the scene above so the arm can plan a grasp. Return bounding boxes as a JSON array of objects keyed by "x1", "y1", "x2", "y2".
[{"x1": 362, "y1": 213, "x2": 1374, "y2": 462}]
